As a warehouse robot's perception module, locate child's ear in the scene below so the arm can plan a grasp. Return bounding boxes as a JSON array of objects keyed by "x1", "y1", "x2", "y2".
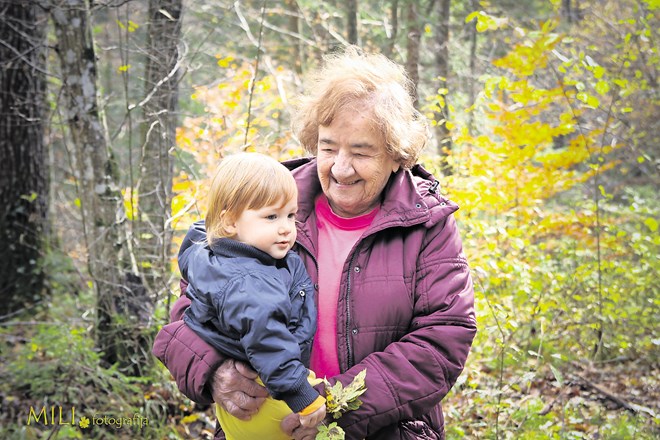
[{"x1": 220, "y1": 210, "x2": 237, "y2": 236}]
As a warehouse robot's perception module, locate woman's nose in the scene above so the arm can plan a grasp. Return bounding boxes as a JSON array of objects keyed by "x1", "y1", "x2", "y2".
[{"x1": 331, "y1": 151, "x2": 353, "y2": 176}]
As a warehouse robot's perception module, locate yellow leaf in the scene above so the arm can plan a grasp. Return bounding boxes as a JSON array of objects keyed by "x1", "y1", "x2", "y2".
[
  {"x1": 118, "y1": 64, "x2": 131, "y2": 72},
  {"x1": 644, "y1": 217, "x2": 658, "y2": 232},
  {"x1": 595, "y1": 80, "x2": 610, "y2": 95},
  {"x1": 181, "y1": 414, "x2": 199, "y2": 424},
  {"x1": 217, "y1": 56, "x2": 235, "y2": 68}
]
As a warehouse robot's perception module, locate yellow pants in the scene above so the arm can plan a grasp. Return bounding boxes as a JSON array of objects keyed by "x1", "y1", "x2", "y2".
[{"x1": 217, "y1": 371, "x2": 322, "y2": 440}]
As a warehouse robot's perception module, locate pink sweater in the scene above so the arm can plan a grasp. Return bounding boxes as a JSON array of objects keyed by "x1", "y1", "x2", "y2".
[{"x1": 310, "y1": 194, "x2": 379, "y2": 378}]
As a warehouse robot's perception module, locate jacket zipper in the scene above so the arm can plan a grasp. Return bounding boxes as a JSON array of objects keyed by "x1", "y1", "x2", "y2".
[
  {"x1": 345, "y1": 250, "x2": 358, "y2": 369},
  {"x1": 295, "y1": 239, "x2": 319, "y2": 279}
]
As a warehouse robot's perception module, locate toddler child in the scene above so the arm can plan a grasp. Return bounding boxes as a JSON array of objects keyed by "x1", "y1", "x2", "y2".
[{"x1": 179, "y1": 153, "x2": 326, "y2": 439}]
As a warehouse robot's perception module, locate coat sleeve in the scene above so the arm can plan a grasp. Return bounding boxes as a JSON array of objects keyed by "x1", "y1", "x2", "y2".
[
  {"x1": 152, "y1": 279, "x2": 227, "y2": 405},
  {"x1": 335, "y1": 215, "x2": 477, "y2": 437},
  {"x1": 286, "y1": 252, "x2": 317, "y2": 346}
]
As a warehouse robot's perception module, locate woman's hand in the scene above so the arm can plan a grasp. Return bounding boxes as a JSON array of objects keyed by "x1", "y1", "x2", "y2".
[
  {"x1": 299, "y1": 403, "x2": 326, "y2": 428},
  {"x1": 281, "y1": 411, "x2": 320, "y2": 440},
  {"x1": 210, "y1": 358, "x2": 269, "y2": 420}
]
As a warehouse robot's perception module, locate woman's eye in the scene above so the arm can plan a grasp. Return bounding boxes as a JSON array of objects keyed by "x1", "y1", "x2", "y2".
[
  {"x1": 266, "y1": 214, "x2": 277, "y2": 220},
  {"x1": 288, "y1": 213, "x2": 296, "y2": 219}
]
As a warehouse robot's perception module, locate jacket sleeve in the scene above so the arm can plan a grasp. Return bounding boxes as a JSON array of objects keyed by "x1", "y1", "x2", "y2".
[
  {"x1": 221, "y1": 273, "x2": 320, "y2": 413},
  {"x1": 335, "y1": 215, "x2": 477, "y2": 437},
  {"x1": 152, "y1": 279, "x2": 227, "y2": 405},
  {"x1": 286, "y1": 252, "x2": 317, "y2": 346}
]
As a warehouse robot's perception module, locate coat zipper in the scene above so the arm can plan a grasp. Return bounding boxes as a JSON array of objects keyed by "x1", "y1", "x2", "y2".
[
  {"x1": 345, "y1": 250, "x2": 358, "y2": 369},
  {"x1": 295, "y1": 239, "x2": 319, "y2": 280}
]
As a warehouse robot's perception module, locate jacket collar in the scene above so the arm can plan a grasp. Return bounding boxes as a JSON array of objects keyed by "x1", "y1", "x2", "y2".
[
  {"x1": 283, "y1": 157, "x2": 459, "y2": 231},
  {"x1": 209, "y1": 237, "x2": 279, "y2": 266}
]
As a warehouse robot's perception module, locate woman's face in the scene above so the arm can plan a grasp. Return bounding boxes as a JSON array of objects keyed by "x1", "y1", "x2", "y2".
[{"x1": 316, "y1": 106, "x2": 400, "y2": 218}]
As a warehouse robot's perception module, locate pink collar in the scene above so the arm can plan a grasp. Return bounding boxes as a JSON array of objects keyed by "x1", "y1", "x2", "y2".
[{"x1": 315, "y1": 194, "x2": 379, "y2": 231}]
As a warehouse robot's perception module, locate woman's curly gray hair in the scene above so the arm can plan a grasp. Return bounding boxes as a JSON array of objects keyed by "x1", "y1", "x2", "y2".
[{"x1": 292, "y1": 46, "x2": 429, "y2": 169}]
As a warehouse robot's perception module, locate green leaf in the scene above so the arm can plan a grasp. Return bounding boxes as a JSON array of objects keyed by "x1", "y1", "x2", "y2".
[
  {"x1": 316, "y1": 422, "x2": 345, "y2": 440},
  {"x1": 323, "y1": 369, "x2": 367, "y2": 420},
  {"x1": 549, "y1": 364, "x2": 564, "y2": 386},
  {"x1": 644, "y1": 217, "x2": 658, "y2": 232}
]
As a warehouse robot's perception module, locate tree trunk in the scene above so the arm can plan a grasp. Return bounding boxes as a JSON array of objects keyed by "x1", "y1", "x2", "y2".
[
  {"x1": 384, "y1": 0, "x2": 399, "y2": 58},
  {"x1": 0, "y1": 1, "x2": 48, "y2": 317},
  {"x1": 561, "y1": 0, "x2": 582, "y2": 23},
  {"x1": 405, "y1": 1, "x2": 421, "y2": 108},
  {"x1": 434, "y1": 0, "x2": 452, "y2": 164},
  {"x1": 467, "y1": 0, "x2": 478, "y2": 132},
  {"x1": 284, "y1": 0, "x2": 304, "y2": 74},
  {"x1": 50, "y1": 0, "x2": 129, "y2": 369},
  {"x1": 137, "y1": 0, "x2": 182, "y2": 312},
  {"x1": 347, "y1": 0, "x2": 359, "y2": 45}
]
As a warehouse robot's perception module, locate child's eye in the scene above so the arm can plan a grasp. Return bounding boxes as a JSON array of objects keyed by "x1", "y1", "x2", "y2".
[
  {"x1": 288, "y1": 213, "x2": 296, "y2": 219},
  {"x1": 266, "y1": 214, "x2": 277, "y2": 220}
]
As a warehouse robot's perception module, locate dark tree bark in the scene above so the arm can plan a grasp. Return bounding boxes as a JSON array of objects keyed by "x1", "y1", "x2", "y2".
[
  {"x1": 434, "y1": 0, "x2": 452, "y2": 161},
  {"x1": 137, "y1": 0, "x2": 183, "y2": 307},
  {"x1": 405, "y1": 0, "x2": 421, "y2": 108},
  {"x1": 0, "y1": 1, "x2": 49, "y2": 317},
  {"x1": 384, "y1": 0, "x2": 399, "y2": 58},
  {"x1": 347, "y1": 0, "x2": 359, "y2": 45},
  {"x1": 561, "y1": 0, "x2": 582, "y2": 23},
  {"x1": 50, "y1": 0, "x2": 129, "y2": 369}
]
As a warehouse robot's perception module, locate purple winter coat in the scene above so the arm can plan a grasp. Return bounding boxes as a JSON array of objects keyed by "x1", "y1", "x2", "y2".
[{"x1": 153, "y1": 158, "x2": 477, "y2": 440}]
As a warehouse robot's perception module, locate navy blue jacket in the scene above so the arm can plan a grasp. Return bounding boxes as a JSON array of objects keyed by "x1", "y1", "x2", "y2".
[{"x1": 179, "y1": 221, "x2": 318, "y2": 413}]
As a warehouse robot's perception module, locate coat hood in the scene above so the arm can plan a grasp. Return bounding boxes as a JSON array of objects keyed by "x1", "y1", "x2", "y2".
[
  {"x1": 178, "y1": 220, "x2": 207, "y2": 280},
  {"x1": 283, "y1": 157, "x2": 459, "y2": 230}
]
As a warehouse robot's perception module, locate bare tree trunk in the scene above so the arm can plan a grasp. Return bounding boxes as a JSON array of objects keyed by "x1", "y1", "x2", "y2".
[
  {"x1": 561, "y1": 0, "x2": 582, "y2": 23},
  {"x1": 405, "y1": 1, "x2": 421, "y2": 108},
  {"x1": 50, "y1": 0, "x2": 128, "y2": 368},
  {"x1": 137, "y1": 0, "x2": 182, "y2": 311},
  {"x1": 434, "y1": 0, "x2": 452, "y2": 163},
  {"x1": 384, "y1": 0, "x2": 399, "y2": 58},
  {"x1": 284, "y1": 0, "x2": 304, "y2": 74},
  {"x1": 0, "y1": 1, "x2": 48, "y2": 317},
  {"x1": 347, "y1": 0, "x2": 359, "y2": 45},
  {"x1": 467, "y1": 0, "x2": 478, "y2": 132}
]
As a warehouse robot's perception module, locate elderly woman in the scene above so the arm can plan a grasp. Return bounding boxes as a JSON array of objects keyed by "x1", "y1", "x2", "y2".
[{"x1": 153, "y1": 46, "x2": 476, "y2": 440}]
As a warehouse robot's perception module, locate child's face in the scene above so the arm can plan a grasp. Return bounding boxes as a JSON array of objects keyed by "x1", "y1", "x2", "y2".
[{"x1": 227, "y1": 197, "x2": 298, "y2": 259}]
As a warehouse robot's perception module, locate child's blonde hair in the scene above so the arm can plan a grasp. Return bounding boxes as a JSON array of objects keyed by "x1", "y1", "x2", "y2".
[{"x1": 206, "y1": 153, "x2": 298, "y2": 243}]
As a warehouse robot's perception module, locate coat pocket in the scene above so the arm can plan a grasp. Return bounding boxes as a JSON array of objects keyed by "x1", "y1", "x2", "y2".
[{"x1": 399, "y1": 420, "x2": 443, "y2": 440}]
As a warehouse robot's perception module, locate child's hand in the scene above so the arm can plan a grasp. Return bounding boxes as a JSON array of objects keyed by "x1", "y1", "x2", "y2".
[{"x1": 299, "y1": 403, "x2": 326, "y2": 428}]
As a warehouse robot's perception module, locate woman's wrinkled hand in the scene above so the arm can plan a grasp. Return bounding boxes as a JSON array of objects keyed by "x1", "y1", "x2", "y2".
[
  {"x1": 281, "y1": 411, "x2": 321, "y2": 440},
  {"x1": 210, "y1": 358, "x2": 269, "y2": 420},
  {"x1": 299, "y1": 403, "x2": 326, "y2": 428}
]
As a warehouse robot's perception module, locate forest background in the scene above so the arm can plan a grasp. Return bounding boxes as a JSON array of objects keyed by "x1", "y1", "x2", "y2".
[{"x1": 0, "y1": 0, "x2": 658, "y2": 438}]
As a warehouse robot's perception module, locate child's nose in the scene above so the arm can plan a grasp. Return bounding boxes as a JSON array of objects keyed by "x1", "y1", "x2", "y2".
[{"x1": 279, "y1": 221, "x2": 292, "y2": 234}]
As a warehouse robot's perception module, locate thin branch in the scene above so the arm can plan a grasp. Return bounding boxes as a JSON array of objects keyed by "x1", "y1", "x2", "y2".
[
  {"x1": 127, "y1": 43, "x2": 187, "y2": 111},
  {"x1": 243, "y1": 0, "x2": 267, "y2": 147}
]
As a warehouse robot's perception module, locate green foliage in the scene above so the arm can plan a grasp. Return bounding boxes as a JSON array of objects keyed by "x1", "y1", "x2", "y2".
[
  {"x1": 316, "y1": 369, "x2": 368, "y2": 440},
  {"x1": 323, "y1": 369, "x2": 367, "y2": 420},
  {"x1": 0, "y1": 277, "x2": 174, "y2": 440},
  {"x1": 317, "y1": 422, "x2": 345, "y2": 440},
  {"x1": 1, "y1": 0, "x2": 654, "y2": 438},
  {"x1": 435, "y1": 1, "x2": 660, "y2": 437}
]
